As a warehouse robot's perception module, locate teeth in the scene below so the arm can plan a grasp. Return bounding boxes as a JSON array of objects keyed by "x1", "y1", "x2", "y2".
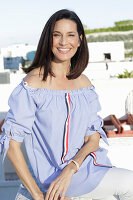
[{"x1": 58, "y1": 48, "x2": 70, "y2": 52}]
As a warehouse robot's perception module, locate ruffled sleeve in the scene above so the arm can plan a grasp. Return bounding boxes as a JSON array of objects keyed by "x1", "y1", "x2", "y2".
[
  {"x1": 85, "y1": 87, "x2": 108, "y2": 145},
  {"x1": 0, "y1": 82, "x2": 37, "y2": 160}
]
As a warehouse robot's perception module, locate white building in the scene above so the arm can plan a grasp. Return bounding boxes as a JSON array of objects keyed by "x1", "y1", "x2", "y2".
[
  {"x1": 88, "y1": 41, "x2": 125, "y2": 62},
  {"x1": 0, "y1": 44, "x2": 37, "y2": 72},
  {"x1": 0, "y1": 56, "x2": 4, "y2": 71},
  {"x1": 0, "y1": 43, "x2": 36, "y2": 59}
]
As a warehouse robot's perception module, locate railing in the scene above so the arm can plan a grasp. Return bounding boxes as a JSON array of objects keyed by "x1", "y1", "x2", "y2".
[{"x1": 103, "y1": 114, "x2": 133, "y2": 137}]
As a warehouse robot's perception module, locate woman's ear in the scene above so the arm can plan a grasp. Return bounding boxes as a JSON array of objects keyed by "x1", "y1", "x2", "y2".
[
  {"x1": 78, "y1": 34, "x2": 83, "y2": 47},
  {"x1": 80, "y1": 34, "x2": 83, "y2": 41}
]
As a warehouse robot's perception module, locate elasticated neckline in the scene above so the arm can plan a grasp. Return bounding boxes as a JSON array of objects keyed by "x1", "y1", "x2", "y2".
[{"x1": 22, "y1": 80, "x2": 94, "y2": 95}]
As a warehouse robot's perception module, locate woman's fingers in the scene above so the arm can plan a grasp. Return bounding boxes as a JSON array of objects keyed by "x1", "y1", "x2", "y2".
[
  {"x1": 49, "y1": 185, "x2": 60, "y2": 200},
  {"x1": 53, "y1": 190, "x2": 61, "y2": 200},
  {"x1": 45, "y1": 168, "x2": 73, "y2": 200},
  {"x1": 60, "y1": 188, "x2": 67, "y2": 200},
  {"x1": 45, "y1": 181, "x2": 62, "y2": 200},
  {"x1": 45, "y1": 182, "x2": 55, "y2": 200},
  {"x1": 63, "y1": 197, "x2": 71, "y2": 200},
  {"x1": 45, "y1": 184, "x2": 69, "y2": 200}
]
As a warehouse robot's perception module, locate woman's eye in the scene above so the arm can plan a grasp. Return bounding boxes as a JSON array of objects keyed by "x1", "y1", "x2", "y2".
[
  {"x1": 53, "y1": 34, "x2": 60, "y2": 37},
  {"x1": 69, "y1": 34, "x2": 75, "y2": 37}
]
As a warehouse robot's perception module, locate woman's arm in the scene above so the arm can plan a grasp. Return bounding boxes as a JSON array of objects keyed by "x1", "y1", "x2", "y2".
[
  {"x1": 45, "y1": 132, "x2": 100, "y2": 200},
  {"x1": 7, "y1": 139, "x2": 45, "y2": 200},
  {"x1": 71, "y1": 132, "x2": 100, "y2": 167}
]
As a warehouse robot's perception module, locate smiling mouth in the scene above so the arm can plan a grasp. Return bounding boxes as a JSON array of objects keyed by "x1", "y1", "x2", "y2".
[{"x1": 57, "y1": 48, "x2": 71, "y2": 54}]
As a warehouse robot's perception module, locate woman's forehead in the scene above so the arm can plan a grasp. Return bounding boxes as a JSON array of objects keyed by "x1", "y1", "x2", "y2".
[{"x1": 53, "y1": 19, "x2": 77, "y2": 32}]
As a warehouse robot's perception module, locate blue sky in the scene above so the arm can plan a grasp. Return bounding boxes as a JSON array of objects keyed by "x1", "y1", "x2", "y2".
[{"x1": 0, "y1": 0, "x2": 133, "y2": 47}]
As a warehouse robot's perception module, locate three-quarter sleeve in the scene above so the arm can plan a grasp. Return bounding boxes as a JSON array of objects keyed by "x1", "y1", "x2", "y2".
[
  {"x1": 0, "y1": 82, "x2": 37, "y2": 159},
  {"x1": 85, "y1": 87, "x2": 108, "y2": 145}
]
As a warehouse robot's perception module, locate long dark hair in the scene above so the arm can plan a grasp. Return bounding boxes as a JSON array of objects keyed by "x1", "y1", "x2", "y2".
[{"x1": 23, "y1": 9, "x2": 89, "y2": 80}]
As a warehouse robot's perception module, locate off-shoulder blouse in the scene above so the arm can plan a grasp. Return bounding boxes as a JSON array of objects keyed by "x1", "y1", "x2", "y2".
[{"x1": 0, "y1": 80, "x2": 112, "y2": 197}]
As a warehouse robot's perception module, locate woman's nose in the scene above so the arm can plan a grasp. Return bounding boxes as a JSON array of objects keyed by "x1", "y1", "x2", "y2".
[{"x1": 59, "y1": 36, "x2": 68, "y2": 45}]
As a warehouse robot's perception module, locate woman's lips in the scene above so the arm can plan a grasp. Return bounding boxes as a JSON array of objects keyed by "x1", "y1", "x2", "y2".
[{"x1": 57, "y1": 48, "x2": 71, "y2": 54}]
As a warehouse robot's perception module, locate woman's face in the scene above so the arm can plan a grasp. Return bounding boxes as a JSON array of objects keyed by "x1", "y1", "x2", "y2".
[{"x1": 52, "y1": 19, "x2": 81, "y2": 63}]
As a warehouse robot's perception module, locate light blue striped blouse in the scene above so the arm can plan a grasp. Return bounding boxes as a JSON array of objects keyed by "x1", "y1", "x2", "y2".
[{"x1": 0, "y1": 80, "x2": 112, "y2": 197}]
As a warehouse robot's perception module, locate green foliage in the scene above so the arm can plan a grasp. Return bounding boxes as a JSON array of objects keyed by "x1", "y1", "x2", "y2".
[
  {"x1": 117, "y1": 69, "x2": 133, "y2": 78},
  {"x1": 85, "y1": 23, "x2": 133, "y2": 34},
  {"x1": 115, "y1": 20, "x2": 133, "y2": 26},
  {"x1": 125, "y1": 51, "x2": 133, "y2": 58},
  {"x1": 87, "y1": 33, "x2": 133, "y2": 43},
  {"x1": 124, "y1": 42, "x2": 133, "y2": 49}
]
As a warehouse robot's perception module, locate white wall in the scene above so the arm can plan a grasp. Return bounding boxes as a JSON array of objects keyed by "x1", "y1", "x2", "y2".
[
  {"x1": 0, "y1": 56, "x2": 4, "y2": 71},
  {"x1": 88, "y1": 41, "x2": 125, "y2": 62},
  {"x1": 84, "y1": 61, "x2": 133, "y2": 79},
  {"x1": 91, "y1": 78, "x2": 133, "y2": 118}
]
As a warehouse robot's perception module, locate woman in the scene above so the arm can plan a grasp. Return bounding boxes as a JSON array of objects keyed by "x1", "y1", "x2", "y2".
[{"x1": 1, "y1": 9, "x2": 133, "y2": 200}]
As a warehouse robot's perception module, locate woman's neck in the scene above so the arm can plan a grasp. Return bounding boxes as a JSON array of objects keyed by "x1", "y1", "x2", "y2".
[{"x1": 51, "y1": 61, "x2": 70, "y2": 78}]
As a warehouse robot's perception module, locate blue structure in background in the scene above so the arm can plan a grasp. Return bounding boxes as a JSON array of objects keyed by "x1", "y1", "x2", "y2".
[
  {"x1": 26, "y1": 51, "x2": 36, "y2": 62},
  {"x1": 4, "y1": 57, "x2": 24, "y2": 70}
]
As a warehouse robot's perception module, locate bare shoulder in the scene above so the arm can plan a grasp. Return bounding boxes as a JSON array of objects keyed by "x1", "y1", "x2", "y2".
[
  {"x1": 23, "y1": 68, "x2": 44, "y2": 89},
  {"x1": 78, "y1": 74, "x2": 92, "y2": 88}
]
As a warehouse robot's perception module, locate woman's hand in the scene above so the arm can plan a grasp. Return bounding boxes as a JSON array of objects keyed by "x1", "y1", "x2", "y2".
[
  {"x1": 45, "y1": 163, "x2": 76, "y2": 200},
  {"x1": 33, "y1": 192, "x2": 45, "y2": 200}
]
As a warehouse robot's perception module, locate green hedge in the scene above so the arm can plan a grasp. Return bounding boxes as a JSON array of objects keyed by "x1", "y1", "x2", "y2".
[
  {"x1": 124, "y1": 42, "x2": 133, "y2": 49},
  {"x1": 125, "y1": 51, "x2": 133, "y2": 57},
  {"x1": 85, "y1": 25, "x2": 133, "y2": 34},
  {"x1": 87, "y1": 33, "x2": 133, "y2": 43},
  {"x1": 115, "y1": 20, "x2": 133, "y2": 27}
]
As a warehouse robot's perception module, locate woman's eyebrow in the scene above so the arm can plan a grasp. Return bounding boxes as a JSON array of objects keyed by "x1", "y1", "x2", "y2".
[
  {"x1": 67, "y1": 31, "x2": 76, "y2": 34},
  {"x1": 53, "y1": 31, "x2": 76, "y2": 34},
  {"x1": 53, "y1": 31, "x2": 61, "y2": 33}
]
